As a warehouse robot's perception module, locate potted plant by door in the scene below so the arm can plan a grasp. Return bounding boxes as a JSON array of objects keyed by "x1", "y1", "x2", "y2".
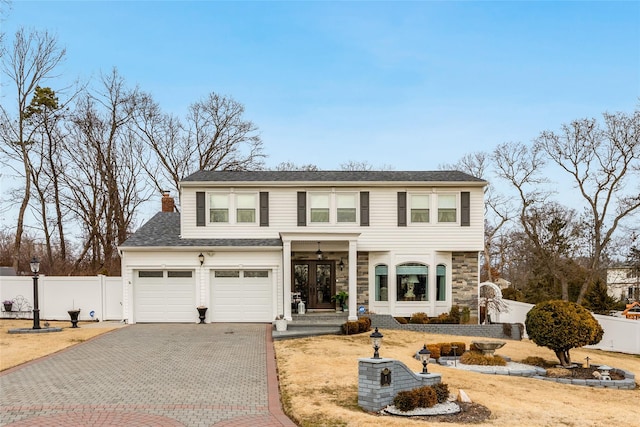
[
  {"x1": 274, "y1": 314, "x2": 287, "y2": 332},
  {"x1": 3, "y1": 300, "x2": 13, "y2": 312},
  {"x1": 331, "y1": 291, "x2": 348, "y2": 312}
]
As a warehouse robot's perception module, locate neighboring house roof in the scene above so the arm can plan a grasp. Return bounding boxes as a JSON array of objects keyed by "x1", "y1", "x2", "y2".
[
  {"x1": 181, "y1": 170, "x2": 487, "y2": 184},
  {"x1": 120, "y1": 212, "x2": 282, "y2": 248}
]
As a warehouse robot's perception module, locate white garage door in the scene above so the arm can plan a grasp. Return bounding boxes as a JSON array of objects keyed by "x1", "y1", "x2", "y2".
[
  {"x1": 135, "y1": 270, "x2": 195, "y2": 322},
  {"x1": 211, "y1": 269, "x2": 272, "y2": 322}
]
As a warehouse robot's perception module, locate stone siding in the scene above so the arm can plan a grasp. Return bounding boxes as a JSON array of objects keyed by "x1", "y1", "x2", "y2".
[
  {"x1": 452, "y1": 251, "x2": 479, "y2": 319},
  {"x1": 357, "y1": 252, "x2": 369, "y2": 306}
]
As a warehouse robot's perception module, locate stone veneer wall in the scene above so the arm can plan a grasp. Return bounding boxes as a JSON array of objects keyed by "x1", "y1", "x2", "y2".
[
  {"x1": 357, "y1": 252, "x2": 369, "y2": 307},
  {"x1": 452, "y1": 251, "x2": 479, "y2": 319}
]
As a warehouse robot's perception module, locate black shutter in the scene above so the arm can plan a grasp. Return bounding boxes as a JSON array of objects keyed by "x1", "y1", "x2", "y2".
[
  {"x1": 196, "y1": 192, "x2": 205, "y2": 226},
  {"x1": 360, "y1": 191, "x2": 369, "y2": 226},
  {"x1": 397, "y1": 192, "x2": 407, "y2": 227},
  {"x1": 297, "y1": 192, "x2": 306, "y2": 226},
  {"x1": 260, "y1": 192, "x2": 269, "y2": 226},
  {"x1": 461, "y1": 191, "x2": 470, "y2": 227}
]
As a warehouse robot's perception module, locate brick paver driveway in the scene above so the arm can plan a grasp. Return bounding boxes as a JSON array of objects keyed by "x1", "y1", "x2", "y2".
[{"x1": 0, "y1": 324, "x2": 295, "y2": 426}]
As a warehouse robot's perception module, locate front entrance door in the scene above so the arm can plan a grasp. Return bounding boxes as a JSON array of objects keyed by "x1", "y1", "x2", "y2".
[{"x1": 292, "y1": 261, "x2": 335, "y2": 309}]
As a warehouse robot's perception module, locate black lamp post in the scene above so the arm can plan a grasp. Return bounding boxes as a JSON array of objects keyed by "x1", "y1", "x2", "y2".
[
  {"x1": 30, "y1": 256, "x2": 41, "y2": 330},
  {"x1": 418, "y1": 344, "x2": 431, "y2": 374},
  {"x1": 369, "y1": 327, "x2": 383, "y2": 359}
]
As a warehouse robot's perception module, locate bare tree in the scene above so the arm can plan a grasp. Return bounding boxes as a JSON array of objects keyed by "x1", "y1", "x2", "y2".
[
  {"x1": 0, "y1": 28, "x2": 65, "y2": 272},
  {"x1": 135, "y1": 92, "x2": 265, "y2": 202},
  {"x1": 535, "y1": 110, "x2": 640, "y2": 303},
  {"x1": 64, "y1": 69, "x2": 150, "y2": 274},
  {"x1": 273, "y1": 161, "x2": 319, "y2": 171},
  {"x1": 189, "y1": 93, "x2": 265, "y2": 172},
  {"x1": 441, "y1": 152, "x2": 511, "y2": 282}
]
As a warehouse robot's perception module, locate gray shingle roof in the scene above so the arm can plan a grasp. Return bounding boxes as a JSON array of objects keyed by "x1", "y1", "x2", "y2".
[
  {"x1": 182, "y1": 170, "x2": 486, "y2": 183},
  {"x1": 120, "y1": 212, "x2": 282, "y2": 248}
]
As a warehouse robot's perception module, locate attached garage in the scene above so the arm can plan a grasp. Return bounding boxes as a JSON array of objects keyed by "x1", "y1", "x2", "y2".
[
  {"x1": 134, "y1": 270, "x2": 196, "y2": 322},
  {"x1": 210, "y1": 269, "x2": 273, "y2": 322}
]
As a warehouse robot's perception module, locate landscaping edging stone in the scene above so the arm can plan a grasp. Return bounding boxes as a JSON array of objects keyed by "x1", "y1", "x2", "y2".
[
  {"x1": 367, "y1": 314, "x2": 523, "y2": 340},
  {"x1": 437, "y1": 357, "x2": 636, "y2": 390}
]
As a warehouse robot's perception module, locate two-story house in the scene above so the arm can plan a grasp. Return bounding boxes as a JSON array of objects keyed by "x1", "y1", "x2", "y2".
[{"x1": 119, "y1": 170, "x2": 487, "y2": 324}]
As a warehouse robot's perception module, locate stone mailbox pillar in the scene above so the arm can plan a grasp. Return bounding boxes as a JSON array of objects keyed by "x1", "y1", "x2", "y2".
[{"x1": 358, "y1": 358, "x2": 441, "y2": 413}]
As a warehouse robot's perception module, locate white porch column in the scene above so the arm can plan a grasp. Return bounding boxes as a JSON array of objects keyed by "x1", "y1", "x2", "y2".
[
  {"x1": 283, "y1": 240, "x2": 292, "y2": 321},
  {"x1": 348, "y1": 239, "x2": 358, "y2": 321}
]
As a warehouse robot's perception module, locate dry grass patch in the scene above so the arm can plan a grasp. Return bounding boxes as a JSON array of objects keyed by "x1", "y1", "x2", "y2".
[
  {"x1": 0, "y1": 319, "x2": 120, "y2": 371},
  {"x1": 274, "y1": 330, "x2": 640, "y2": 427}
]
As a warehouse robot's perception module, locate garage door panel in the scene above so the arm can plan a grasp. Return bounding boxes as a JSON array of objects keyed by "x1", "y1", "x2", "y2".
[
  {"x1": 135, "y1": 270, "x2": 195, "y2": 323},
  {"x1": 211, "y1": 271, "x2": 272, "y2": 322}
]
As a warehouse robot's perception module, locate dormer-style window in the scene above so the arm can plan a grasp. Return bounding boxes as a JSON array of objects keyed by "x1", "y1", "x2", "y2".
[{"x1": 438, "y1": 194, "x2": 457, "y2": 223}]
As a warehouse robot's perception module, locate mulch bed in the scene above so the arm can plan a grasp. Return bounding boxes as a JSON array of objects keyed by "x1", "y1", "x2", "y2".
[{"x1": 406, "y1": 402, "x2": 492, "y2": 424}]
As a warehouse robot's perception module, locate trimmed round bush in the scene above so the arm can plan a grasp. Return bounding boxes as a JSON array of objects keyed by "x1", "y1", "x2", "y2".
[
  {"x1": 525, "y1": 300, "x2": 604, "y2": 367},
  {"x1": 426, "y1": 344, "x2": 441, "y2": 359}
]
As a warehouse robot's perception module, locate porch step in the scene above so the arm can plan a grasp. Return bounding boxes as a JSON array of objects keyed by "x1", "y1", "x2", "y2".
[{"x1": 272, "y1": 312, "x2": 349, "y2": 340}]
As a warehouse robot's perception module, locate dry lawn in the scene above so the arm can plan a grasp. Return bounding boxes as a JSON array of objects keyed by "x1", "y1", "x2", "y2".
[
  {"x1": 274, "y1": 330, "x2": 640, "y2": 427},
  {"x1": 0, "y1": 319, "x2": 120, "y2": 371}
]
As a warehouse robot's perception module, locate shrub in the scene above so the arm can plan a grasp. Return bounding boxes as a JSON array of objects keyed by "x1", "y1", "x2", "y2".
[
  {"x1": 432, "y1": 383, "x2": 450, "y2": 404},
  {"x1": 426, "y1": 344, "x2": 440, "y2": 359},
  {"x1": 525, "y1": 300, "x2": 604, "y2": 367},
  {"x1": 521, "y1": 356, "x2": 556, "y2": 368},
  {"x1": 393, "y1": 390, "x2": 419, "y2": 412},
  {"x1": 450, "y1": 342, "x2": 466, "y2": 355},
  {"x1": 439, "y1": 343, "x2": 452, "y2": 356},
  {"x1": 461, "y1": 306, "x2": 471, "y2": 324},
  {"x1": 448, "y1": 305, "x2": 461, "y2": 324},
  {"x1": 342, "y1": 317, "x2": 372, "y2": 335},
  {"x1": 409, "y1": 312, "x2": 429, "y2": 324},
  {"x1": 392, "y1": 385, "x2": 442, "y2": 412},
  {"x1": 395, "y1": 316, "x2": 408, "y2": 324},
  {"x1": 460, "y1": 351, "x2": 507, "y2": 366},
  {"x1": 413, "y1": 386, "x2": 438, "y2": 408}
]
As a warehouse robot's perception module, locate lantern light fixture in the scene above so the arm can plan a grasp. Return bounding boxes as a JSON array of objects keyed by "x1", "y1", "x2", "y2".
[
  {"x1": 418, "y1": 344, "x2": 431, "y2": 374},
  {"x1": 198, "y1": 253, "x2": 204, "y2": 266},
  {"x1": 339, "y1": 258, "x2": 345, "y2": 271},
  {"x1": 370, "y1": 327, "x2": 383, "y2": 359},
  {"x1": 316, "y1": 242, "x2": 323, "y2": 260}
]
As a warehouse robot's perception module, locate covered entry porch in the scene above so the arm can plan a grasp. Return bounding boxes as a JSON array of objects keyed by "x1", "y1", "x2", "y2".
[{"x1": 281, "y1": 233, "x2": 361, "y2": 321}]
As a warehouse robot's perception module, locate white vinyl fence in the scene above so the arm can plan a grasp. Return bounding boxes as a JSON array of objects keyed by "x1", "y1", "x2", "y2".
[
  {"x1": 0, "y1": 275, "x2": 122, "y2": 322},
  {"x1": 500, "y1": 299, "x2": 640, "y2": 355}
]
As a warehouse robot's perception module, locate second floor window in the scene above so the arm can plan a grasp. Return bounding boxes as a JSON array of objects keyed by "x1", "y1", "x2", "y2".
[
  {"x1": 438, "y1": 194, "x2": 456, "y2": 223},
  {"x1": 411, "y1": 194, "x2": 430, "y2": 223},
  {"x1": 310, "y1": 193, "x2": 330, "y2": 223},
  {"x1": 209, "y1": 193, "x2": 257, "y2": 224},
  {"x1": 210, "y1": 194, "x2": 229, "y2": 223},
  {"x1": 337, "y1": 193, "x2": 357, "y2": 223},
  {"x1": 236, "y1": 194, "x2": 256, "y2": 223}
]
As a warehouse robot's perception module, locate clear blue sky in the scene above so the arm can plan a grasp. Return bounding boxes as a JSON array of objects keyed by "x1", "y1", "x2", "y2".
[{"x1": 3, "y1": 1, "x2": 639, "y2": 171}]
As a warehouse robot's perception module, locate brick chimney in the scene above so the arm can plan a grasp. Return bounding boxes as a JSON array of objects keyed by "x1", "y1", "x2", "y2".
[{"x1": 161, "y1": 191, "x2": 175, "y2": 212}]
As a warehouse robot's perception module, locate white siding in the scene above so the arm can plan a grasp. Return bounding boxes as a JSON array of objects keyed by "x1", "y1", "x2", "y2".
[{"x1": 180, "y1": 186, "x2": 484, "y2": 251}]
